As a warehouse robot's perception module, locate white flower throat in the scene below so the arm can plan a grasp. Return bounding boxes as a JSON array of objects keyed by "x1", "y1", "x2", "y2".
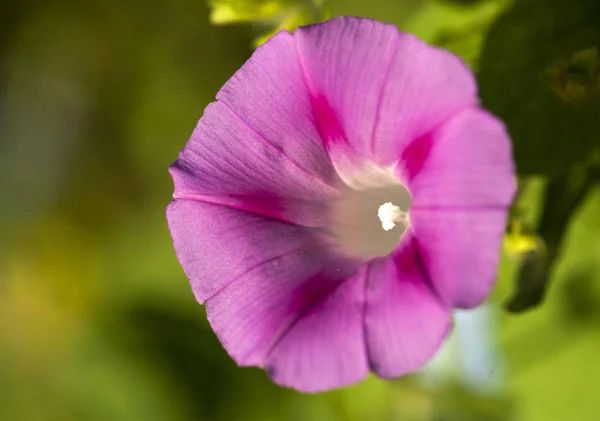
[{"x1": 328, "y1": 177, "x2": 412, "y2": 260}]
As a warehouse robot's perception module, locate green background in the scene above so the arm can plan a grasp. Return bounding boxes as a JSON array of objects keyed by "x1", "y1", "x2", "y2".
[{"x1": 1, "y1": 0, "x2": 599, "y2": 420}]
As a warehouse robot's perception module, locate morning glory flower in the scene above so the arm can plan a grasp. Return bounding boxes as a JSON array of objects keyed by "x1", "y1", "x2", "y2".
[{"x1": 167, "y1": 16, "x2": 515, "y2": 393}]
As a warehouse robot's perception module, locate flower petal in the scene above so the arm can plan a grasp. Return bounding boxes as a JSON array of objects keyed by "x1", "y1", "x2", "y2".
[
  {"x1": 170, "y1": 100, "x2": 339, "y2": 226},
  {"x1": 195, "y1": 204, "x2": 365, "y2": 391},
  {"x1": 263, "y1": 267, "x2": 369, "y2": 392},
  {"x1": 294, "y1": 17, "x2": 398, "y2": 178},
  {"x1": 216, "y1": 30, "x2": 339, "y2": 186},
  {"x1": 295, "y1": 17, "x2": 477, "y2": 172},
  {"x1": 410, "y1": 208, "x2": 509, "y2": 308},
  {"x1": 364, "y1": 235, "x2": 451, "y2": 378},
  {"x1": 404, "y1": 108, "x2": 516, "y2": 209},
  {"x1": 167, "y1": 199, "x2": 339, "y2": 304}
]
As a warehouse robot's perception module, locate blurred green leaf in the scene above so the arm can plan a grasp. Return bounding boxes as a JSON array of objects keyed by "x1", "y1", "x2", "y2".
[
  {"x1": 402, "y1": 0, "x2": 503, "y2": 62},
  {"x1": 478, "y1": 0, "x2": 600, "y2": 175},
  {"x1": 437, "y1": 0, "x2": 486, "y2": 6},
  {"x1": 208, "y1": 0, "x2": 330, "y2": 46},
  {"x1": 433, "y1": 383, "x2": 514, "y2": 421},
  {"x1": 505, "y1": 165, "x2": 599, "y2": 312},
  {"x1": 559, "y1": 264, "x2": 600, "y2": 323},
  {"x1": 209, "y1": 0, "x2": 290, "y2": 24}
]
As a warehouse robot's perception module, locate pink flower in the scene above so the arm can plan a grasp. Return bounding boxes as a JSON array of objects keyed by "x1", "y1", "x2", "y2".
[{"x1": 167, "y1": 17, "x2": 515, "y2": 393}]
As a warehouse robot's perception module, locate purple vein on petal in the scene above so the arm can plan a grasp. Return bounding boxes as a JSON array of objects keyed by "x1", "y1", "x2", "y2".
[
  {"x1": 261, "y1": 262, "x2": 363, "y2": 367},
  {"x1": 369, "y1": 35, "x2": 400, "y2": 156},
  {"x1": 217, "y1": 99, "x2": 341, "y2": 194},
  {"x1": 205, "y1": 242, "x2": 329, "y2": 304},
  {"x1": 396, "y1": 101, "x2": 480, "y2": 182},
  {"x1": 293, "y1": 34, "x2": 349, "y2": 149},
  {"x1": 409, "y1": 232, "x2": 448, "y2": 308},
  {"x1": 410, "y1": 204, "x2": 511, "y2": 212},
  {"x1": 172, "y1": 192, "x2": 306, "y2": 226},
  {"x1": 400, "y1": 134, "x2": 435, "y2": 182}
]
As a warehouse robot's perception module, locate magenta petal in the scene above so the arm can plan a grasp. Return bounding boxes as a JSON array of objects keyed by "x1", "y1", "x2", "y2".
[
  {"x1": 171, "y1": 101, "x2": 340, "y2": 226},
  {"x1": 264, "y1": 267, "x2": 368, "y2": 392},
  {"x1": 215, "y1": 31, "x2": 339, "y2": 186},
  {"x1": 364, "y1": 236, "x2": 451, "y2": 378},
  {"x1": 371, "y1": 34, "x2": 477, "y2": 164},
  {"x1": 203, "y1": 224, "x2": 362, "y2": 384},
  {"x1": 167, "y1": 199, "x2": 339, "y2": 304},
  {"x1": 410, "y1": 208, "x2": 509, "y2": 308},
  {"x1": 406, "y1": 109, "x2": 516, "y2": 208},
  {"x1": 295, "y1": 17, "x2": 477, "y2": 167},
  {"x1": 295, "y1": 18, "x2": 398, "y2": 158}
]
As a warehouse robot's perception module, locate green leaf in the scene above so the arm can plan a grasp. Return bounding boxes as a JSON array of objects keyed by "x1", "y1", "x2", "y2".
[
  {"x1": 432, "y1": 383, "x2": 514, "y2": 421},
  {"x1": 208, "y1": 0, "x2": 330, "y2": 47},
  {"x1": 505, "y1": 165, "x2": 599, "y2": 312},
  {"x1": 478, "y1": 0, "x2": 600, "y2": 175}
]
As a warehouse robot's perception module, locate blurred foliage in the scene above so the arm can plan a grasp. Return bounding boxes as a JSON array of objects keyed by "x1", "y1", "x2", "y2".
[
  {"x1": 478, "y1": 0, "x2": 600, "y2": 176},
  {"x1": 209, "y1": 0, "x2": 330, "y2": 46},
  {"x1": 505, "y1": 165, "x2": 600, "y2": 312},
  {"x1": 1, "y1": 0, "x2": 600, "y2": 420},
  {"x1": 432, "y1": 383, "x2": 514, "y2": 421}
]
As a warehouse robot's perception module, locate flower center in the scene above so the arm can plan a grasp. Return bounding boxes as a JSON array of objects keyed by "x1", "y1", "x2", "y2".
[
  {"x1": 328, "y1": 180, "x2": 411, "y2": 260},
  {"x1": 377, "y1": 202, "x2": 409, "y2": 231}
]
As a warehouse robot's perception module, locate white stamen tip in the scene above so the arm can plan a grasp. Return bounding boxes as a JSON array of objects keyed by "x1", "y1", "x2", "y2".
[{"x1": 378, "y1": 202, "x2": 402, "y2": 231}]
